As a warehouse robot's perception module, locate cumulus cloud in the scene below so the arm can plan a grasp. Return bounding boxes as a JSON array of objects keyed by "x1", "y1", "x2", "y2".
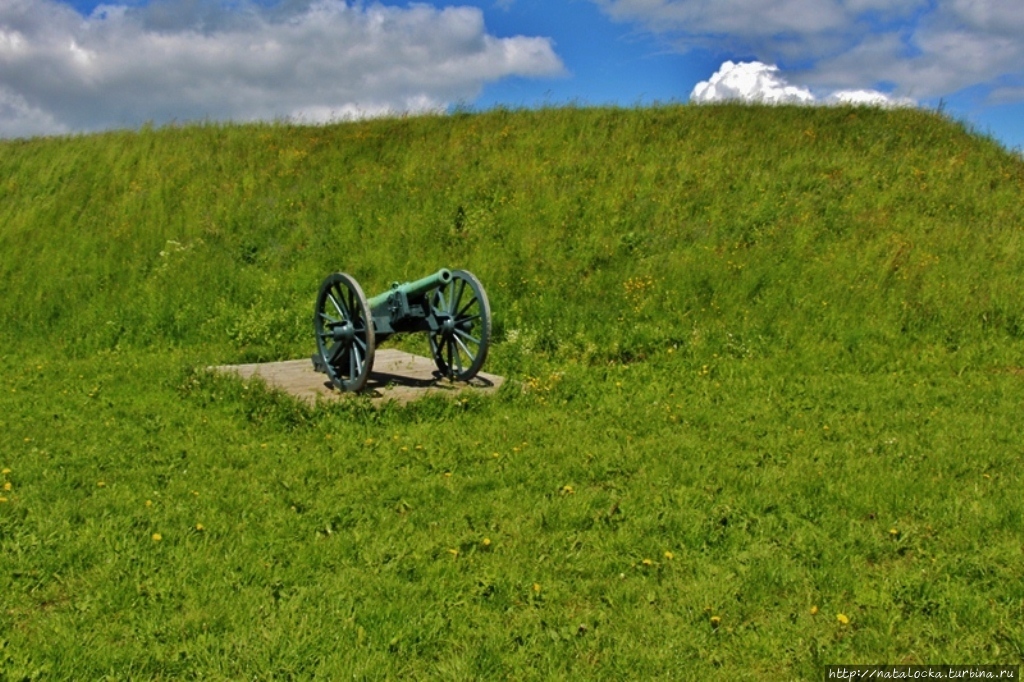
[
  {"x1": 690, "y1": 61, "x2": 814, "y2": 105},
  {"x1": 826, "y1": 89, "x2": 913, "y2": 107},
  {"x1": 591, "y1": 0, "x2": 1024, "y2": 103},
  {"x1": 691, "y1": 61, "x2": 914, "y2": 107},
  {"x1": 0, "y1": 0, "x2": 564, "y2": 137}
]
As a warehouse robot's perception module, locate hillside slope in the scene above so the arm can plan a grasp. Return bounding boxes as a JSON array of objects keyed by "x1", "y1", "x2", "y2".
[
  {"x1": 2, "y1": 106, "x2": 1023, "y2": 678},
  {"x1": 1, "y1": 104, "x2": 1022, "y2": 369}
]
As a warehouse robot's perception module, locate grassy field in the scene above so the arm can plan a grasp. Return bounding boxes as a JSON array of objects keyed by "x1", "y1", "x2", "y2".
[{"x1": 1, "y1": 104, "x2": 1023, "y2": 679}]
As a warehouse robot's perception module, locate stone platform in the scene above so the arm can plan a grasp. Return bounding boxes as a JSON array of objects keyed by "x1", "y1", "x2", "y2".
[{"x1": 211, "y1": 349, "x2": 504, "y2": 406}]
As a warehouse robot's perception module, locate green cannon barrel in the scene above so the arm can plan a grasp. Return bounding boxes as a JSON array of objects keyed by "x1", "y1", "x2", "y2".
[{"x1": 368, "y1": 268, "x2": 452, "y2": 310}]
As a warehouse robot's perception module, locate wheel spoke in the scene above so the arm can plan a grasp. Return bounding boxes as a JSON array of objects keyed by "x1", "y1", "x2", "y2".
[
  {"x1": 452, "y1": 339, "x2": 461, "y2": 372},
  {"x1": 328, "y1": 292, "x2": 347, "y2": 320},
  {"x1": 332, "y1": 285, "x2": 349, "y2": 317},
  {"x1": 452, "y1": 338, "x2": 464, "y2": 373},
  {"x1": 450, "y1": 279, "x2": 465, "y2": 316},
  {"x1": 455, "y1": 312, "x2": 481, "y2": 325},
  {"x1": 319, "y1": 311, "x2": 341, "y2": 325},
  {"x1": 328, "y1": 341, "x2": 345, "y2": 363},
  {"x1": 454, "y1": 328, "x2": 480, "y2": 346},
  {"x1": 454, "y1": 334, "x2": 476, "y2": 363},
  {"x1": 347, "y1": 287, "x2": 359, "y2": 320},
  {"x1": 352, "y1": 342, "x2": 363, "y2": 374},
  {"x1": 457, "y1": 295, "x2": 478, "y2": 319}
]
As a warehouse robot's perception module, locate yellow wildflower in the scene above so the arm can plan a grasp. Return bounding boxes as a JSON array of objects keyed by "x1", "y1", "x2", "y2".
[{"x1": 837, "y1": 613, "x2": 849, "y2": 625}]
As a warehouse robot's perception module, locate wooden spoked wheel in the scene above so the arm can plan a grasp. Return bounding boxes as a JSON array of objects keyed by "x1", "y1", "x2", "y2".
[
  {"x1": 428, "y1": 269, "x2": 491, "y2": 382},
  {"x1": 314, "y1": 272, "x2": 375, "y2": 392}
]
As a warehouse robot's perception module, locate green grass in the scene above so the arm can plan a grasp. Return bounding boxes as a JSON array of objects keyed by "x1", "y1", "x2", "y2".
[{"x1": 1, "y1": 104, "x2": 1023, "y2": 679}]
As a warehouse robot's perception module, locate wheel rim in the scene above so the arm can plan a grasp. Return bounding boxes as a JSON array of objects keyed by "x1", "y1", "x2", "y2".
[
  {"x1": 429, "y1": 269, "x2": 491, "y2": 381},
  {"x1": 314, "y1": 272, "x2": 375, "y2": 392}
]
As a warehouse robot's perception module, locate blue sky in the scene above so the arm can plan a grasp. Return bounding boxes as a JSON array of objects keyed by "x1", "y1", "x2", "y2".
[
  {"x1": 453, "y1": 0, "x2": 722, "y2": 108},
  {"x1": 2, "y1": 0, "x2": 1022, "y2": 152}
]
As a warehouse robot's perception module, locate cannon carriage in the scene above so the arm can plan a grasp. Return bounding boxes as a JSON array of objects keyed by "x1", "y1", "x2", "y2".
[{"x1": 312, "y1": 268, "x2": 491, "y2": 393}]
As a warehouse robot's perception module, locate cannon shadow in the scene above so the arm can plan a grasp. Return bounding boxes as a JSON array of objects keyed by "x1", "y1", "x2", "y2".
[{"x1": 322, "y1": 370, "x2": 497, "y2": 393}]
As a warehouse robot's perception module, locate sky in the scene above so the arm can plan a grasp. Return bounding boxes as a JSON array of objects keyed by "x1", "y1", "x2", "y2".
[{"x1": 1, "y1": 0, "x2": 1023, "y2": 152}]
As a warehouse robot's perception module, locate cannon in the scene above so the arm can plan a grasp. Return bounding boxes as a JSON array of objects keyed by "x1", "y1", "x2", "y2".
[{"x1": 312, "y1": 268, "x2": 491, "y2": 392}]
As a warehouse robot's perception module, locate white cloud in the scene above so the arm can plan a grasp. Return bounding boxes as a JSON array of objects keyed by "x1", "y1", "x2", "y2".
[
  {"x1": 826, "y1": 89, "x2": 912, "y2": 107},
  {"x1": 690, "y1": 61, "x2": 814, "y2": 105},
  {"x1": 945, "y1": 0, "x2": 1024, "y2": 35},
  {"x1": 691, "y1": 61, "x2": 914, "y2": 108},
  {"x1": 592, "y1": 0, "x2": 1024, "y2": 103},
  {"x1": 0, "y1": 0, "x2": 564, "y2": 137}
]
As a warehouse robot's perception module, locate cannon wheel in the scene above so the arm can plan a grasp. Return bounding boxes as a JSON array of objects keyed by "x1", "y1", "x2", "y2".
[
  {"x1": 428, "y1": 269, "x2": 491, "y2": 382},
  {"x1": 314, "y1": 272, "x2": 375, "y2": 392}
]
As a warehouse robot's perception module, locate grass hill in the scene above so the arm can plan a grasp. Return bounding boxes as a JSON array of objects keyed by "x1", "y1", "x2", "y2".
[{"x1": 1, "y1": 105, "x2": 1023, "y2": 678}]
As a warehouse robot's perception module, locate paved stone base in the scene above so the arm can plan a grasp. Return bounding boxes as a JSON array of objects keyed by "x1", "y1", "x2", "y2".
[{"x1": 211, "y1": 348, "x2": 504, "y2": 406}]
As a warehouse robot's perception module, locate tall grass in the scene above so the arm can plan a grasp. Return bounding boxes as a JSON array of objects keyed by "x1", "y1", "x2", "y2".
[
  {"x1": 1, "y1": 104, "x2": 1023, "y2": 678},
  {"x1": 2, "y1": 105, "x2": 1022, "y2": 366}
]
